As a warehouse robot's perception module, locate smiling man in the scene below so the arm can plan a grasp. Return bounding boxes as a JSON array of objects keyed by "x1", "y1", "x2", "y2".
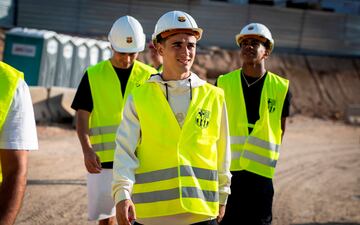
[
  {"x1": 217, "y1": 23, "x2": 291, "y2": 225},
  {"x1": 112, "y1": 10, "x2": 231, "y2": 225}
]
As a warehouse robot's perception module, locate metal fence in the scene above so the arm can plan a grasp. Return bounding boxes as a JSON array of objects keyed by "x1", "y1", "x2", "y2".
[{"x1": 4, "y1": 0, "x2": 360, "y2": 56}]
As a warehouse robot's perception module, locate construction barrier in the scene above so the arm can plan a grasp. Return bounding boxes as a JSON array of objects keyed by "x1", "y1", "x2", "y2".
[{"x1": 30, "y1": 86, "x2": 76, "y2": 123}]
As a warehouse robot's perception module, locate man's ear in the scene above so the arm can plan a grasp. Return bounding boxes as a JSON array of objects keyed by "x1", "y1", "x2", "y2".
[
  {"x1": 156, "y1": 42, "x2": 165, "y2": 56},
  {"x1": 263, "y1": 48, "x2": 270, "y2": 60}
]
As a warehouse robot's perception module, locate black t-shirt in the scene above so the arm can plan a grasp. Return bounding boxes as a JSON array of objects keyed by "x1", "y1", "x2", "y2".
[
  {"x1": 241, "y1": 72, "x2": 291, "y2": 133},
  {"x1": 216, "y1": 71, "x2": 292, "y2": 133},
  {"x1": 71, "y1": 64, "x2": 134, "y2": 168}
]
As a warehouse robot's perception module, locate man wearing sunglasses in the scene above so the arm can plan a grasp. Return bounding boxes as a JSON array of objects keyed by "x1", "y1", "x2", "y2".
[{"x1": 217, "y1": 23, "x2": 291, "y2": 225}]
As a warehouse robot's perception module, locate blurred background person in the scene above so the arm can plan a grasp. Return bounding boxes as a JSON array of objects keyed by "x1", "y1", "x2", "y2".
[{"x1": 146, "y1": 40, "x2": 163, "y2": 73}]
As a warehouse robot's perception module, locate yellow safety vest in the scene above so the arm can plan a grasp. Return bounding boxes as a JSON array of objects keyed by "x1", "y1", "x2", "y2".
[
  {"x1": 131, "y1": 82, "x2": 224, "y2": 218},
  {"x1": 217, "y1": 69, "x2": 289, "y2": 178},
  {"x1": 0, "y1": 62, "x2": 24, "y2": 184},
  {"x1": 88, "y1": 60, "x2": 157, "y2": 163}
]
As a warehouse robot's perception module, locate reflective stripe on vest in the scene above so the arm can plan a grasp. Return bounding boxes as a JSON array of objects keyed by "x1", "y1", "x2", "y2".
[
  {"x1": 135, "y1": 166, "x2": 218, "y2": 184},
  {"x1": 218, "y1": 69, "x2": 288, "y2": 178},
  {"x1": 131, "y1": 82, "x2": 224, "y2": 218},
  {"x1": 89, "y1": 125, "x2": 118, "y2": 136},
  {"x1": 231, "y1": 136, "x2": 280, "y2": 152},
  {"x1": 88, "y1": 60, "x2": 157, "y2": 163},
  {"x1": 133, "y1": 166, "x2": 218, "y2": 203},
  {"x1": 0, "y1": 62, "x2": 24, "y2": 184},
  {"x1": 133, "y1": 187, "x2": 218, "y2": 204}
]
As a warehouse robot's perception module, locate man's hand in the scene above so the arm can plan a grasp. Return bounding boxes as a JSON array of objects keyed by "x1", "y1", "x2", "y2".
[
  {"x1": 83, "y1": 148, "x2": 102, "y2": 173},
  {"x1": 116, "y1": 199, "x2": 136, "y2": 225},
  {"x1": 217, "y1": 204, "x2": 226, "y2": 223},
  {"x1": 75, "y1": 110, "x2": 102, "y2": 173}
]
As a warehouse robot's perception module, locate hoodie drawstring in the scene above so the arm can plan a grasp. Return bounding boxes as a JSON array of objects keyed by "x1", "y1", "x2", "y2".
[
  {"x1": 165, "y1": 83, "x2": 169, "y2": 101},
  {"x1": 188, "y1": 78, "x2": 192, "y2": 100},
  {"x1": 164, "y1": 78, "x2": 192, "y2": 102}
]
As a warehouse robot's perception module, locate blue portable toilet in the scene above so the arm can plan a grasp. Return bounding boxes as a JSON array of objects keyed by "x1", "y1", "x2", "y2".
[
  {"x1": 97, "y1": 40, "x2": 112, "y2": 61},
  {"x1": 54, "y1": 34, "x2": 73, "y2": 87},
  {"x1": 85, "y1": 39, "x2": 100, "y2": 67},
  {"x1": 70, "y1": 37, "x2": 88, "y2": 88},
  {"x1": 3, "y1": 28, "x2": 58, "y2": 86}
]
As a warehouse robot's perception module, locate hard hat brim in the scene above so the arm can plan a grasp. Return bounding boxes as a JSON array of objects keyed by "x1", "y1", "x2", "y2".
[
  {"x1": 160, "y1": 28, "x2": 202, "y2": 40},
  {"x1": 235, "y1": 34, "x2": 274, "y2": 51},
  {"x1": 153, "y1": 28, "x2": 203, "y2": 43},
  {"x1": 236, "y1": 34, "x2": 267, "y2": 46},
  {"x1": 111, "y1": 45, "x2": 145, "y2": 53}
]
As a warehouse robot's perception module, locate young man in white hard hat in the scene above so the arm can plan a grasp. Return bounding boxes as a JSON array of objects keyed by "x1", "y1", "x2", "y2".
[
  {"x1": 71, "y1": 16, "x2": 157, "y2": 225},
  {"x1": 0, "y1": 62, "x2": 38, "y2": 225},
  {"x1": 217, "y1": 23, "x2": 291, "y2": 225},
  {"x1": 112, "y1": 10, "x2": 231, "y2": 225}
]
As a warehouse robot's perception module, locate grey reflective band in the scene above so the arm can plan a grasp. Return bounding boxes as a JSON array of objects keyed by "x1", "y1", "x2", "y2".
[
  {"x1": 242, "y1": 150, "x2": 277, "y2": 167},
  {"x1": 231, "y1": 150, "x2": 242, "y2": 159},
  {"x1": 230, "y1": 136, "x2": 247, "y2": 145},
  {"x1": 92, "y1": 141, "x2": 116, "y2": 152},
  {"x1": 90, "y1": 125, "x2": 118, "y2": 136},
  {"x1": 132, "y1": 187, "x2": 218, "y2": 204},
  {"x1": 135, "y1": 167, "x2": 178, "y2": 184},
  {"x1": 247, "y1": 136, "x2": 280, "y2": 152},
  {"x1": 182, "y1": 187, "x2": 218, "y2": 202},
  {"x1": 135, "y1": 166, "x2": 218, "y2": 184},
  {"x1": 132, "y1": 188, "x2": 179, "y2": 203},
  {"x1": 180, "y1": 165, "x2": 218, "y2": 181}
]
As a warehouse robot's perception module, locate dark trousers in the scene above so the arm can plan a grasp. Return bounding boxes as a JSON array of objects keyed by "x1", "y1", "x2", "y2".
[
  {"x1": 191, "y1": 219, "x2": 218, "y2": 225},
  {"x1": 134, "y1": 219, "x2": 218, "y2": 225},
  {"x1": 220, "y1": 170, "x2": 274, "y2": 225}
]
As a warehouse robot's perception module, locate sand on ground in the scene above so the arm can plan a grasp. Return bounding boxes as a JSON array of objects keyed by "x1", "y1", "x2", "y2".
[{"x1": 15, "y1": 116, "x2": 360, "y2": 225}]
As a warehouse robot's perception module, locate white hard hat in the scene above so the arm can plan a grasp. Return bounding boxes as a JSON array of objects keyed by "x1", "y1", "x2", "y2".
[
  {"x1": 235, "y1": 23, "x2": 274, "y2": 52},
  {"x1": 108, "y1": 15, "x2": 145, "y2": 53},
  {"x1": 152, "y1": 10, "x2": 203, "y2": 42}
]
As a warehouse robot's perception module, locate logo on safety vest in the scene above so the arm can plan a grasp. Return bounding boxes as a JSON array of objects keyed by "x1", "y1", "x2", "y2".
[
  {"x1": 126, "y1": 37, "x2": 133, "y2": 43},
  {"x1": 178, "y1": 16, "x2": 186, "y2": 22},
  {"x1": 268, "y1": 98, "x2": 276, "y2": 113},
  {"x1": 196, "y1": 109, "x2": 210, "y2": 128}
]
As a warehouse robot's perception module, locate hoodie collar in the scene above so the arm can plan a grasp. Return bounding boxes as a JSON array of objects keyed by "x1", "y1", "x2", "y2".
[{"x1": 147, "y1": 72, "x2": 206, "y2": 88}]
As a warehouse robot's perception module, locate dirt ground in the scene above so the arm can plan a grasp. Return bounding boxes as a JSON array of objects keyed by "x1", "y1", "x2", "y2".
[{"x1": 14, "y1": 116, "x2": 360, "y2": 225}]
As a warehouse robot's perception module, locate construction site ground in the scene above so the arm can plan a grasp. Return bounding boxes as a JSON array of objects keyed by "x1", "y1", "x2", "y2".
[{"x1": 14, "y1": 115, "x2": 360, "y2": 225}]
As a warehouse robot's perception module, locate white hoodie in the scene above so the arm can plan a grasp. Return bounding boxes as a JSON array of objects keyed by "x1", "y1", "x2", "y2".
[{"x1": 112, "y1": 73, "x2": 231, "y2": 225}]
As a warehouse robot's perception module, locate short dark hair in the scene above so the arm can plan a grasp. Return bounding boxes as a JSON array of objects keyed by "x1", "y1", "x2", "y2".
[{"x1": 155, "y1": 34, "x2": 166, "y2": 44}]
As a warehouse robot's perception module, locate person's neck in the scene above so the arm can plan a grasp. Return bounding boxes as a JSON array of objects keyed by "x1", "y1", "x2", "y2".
[
  {"x1": 153, "y1": 62, "x2": 162, "y2": 70},
  {"x1": 242, "y1": 62, "x2": 266, "y2": 78},
  {"x1": 110, "y1": 58, "x2": 132, "y2": 70},
  {"x1": 161, "y1": 69, "x2": 191, "y2": 81}
]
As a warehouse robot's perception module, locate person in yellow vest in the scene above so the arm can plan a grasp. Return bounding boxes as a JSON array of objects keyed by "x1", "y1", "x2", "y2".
[
  {"x1": 112, "y1": 11, "x2": 231, "y2": 225},
  {"x1": 217, "y1": 23, "x2": 291, "y2": 225},
  {"x1": 0, "y1": 62, "x2": 38, "y2": 225},
  {"x1": 71, "y1": 16, "x2": 157, "y2": 225},
  {"x1": 146, "y1": 40, "x2": 163, "y2": 72}
]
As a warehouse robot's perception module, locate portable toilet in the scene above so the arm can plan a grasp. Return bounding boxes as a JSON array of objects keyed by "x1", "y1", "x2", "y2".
[
  {"x1": 38, "y1": 33, "x2": 59, "y2": 87},
  {"x1": 3, "y1": 27, "x2": 58, "y2": 86},
  {"x1": 85, "y1": 39, "x2": 100, "y2": 66},
  {"x1": 70, "y1": 37, "x2": 88, "y2": 88},
  {"x1": 97, "y1": 40, "x2": 112, "y2": 61},
  {"x1": 54, "y1": 34, "x2": 73, "y2": 87}
]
